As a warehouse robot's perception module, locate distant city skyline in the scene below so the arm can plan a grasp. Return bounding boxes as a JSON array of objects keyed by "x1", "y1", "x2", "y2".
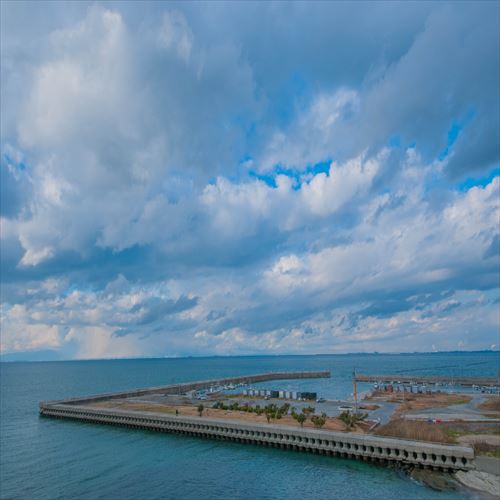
[{"x1": 1, "y1": 1, "x2": 499, "y2": 360}]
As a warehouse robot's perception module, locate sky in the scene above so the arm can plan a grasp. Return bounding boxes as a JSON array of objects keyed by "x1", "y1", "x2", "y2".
[{"x1": 1, "y1": 1, "x2": 499, "y2": 360}]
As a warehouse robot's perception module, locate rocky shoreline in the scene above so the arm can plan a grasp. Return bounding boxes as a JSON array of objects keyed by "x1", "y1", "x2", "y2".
[{"x1": 395, "y1": 462, "x2": 500, "y2": 498}]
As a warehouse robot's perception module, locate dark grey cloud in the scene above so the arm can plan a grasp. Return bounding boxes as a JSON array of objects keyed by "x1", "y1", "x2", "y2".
[
  {"x1": 133, "y1": 295, "x2": 198, "y2": 325},
  {"x1": 484, "y1": 235, "x2": 500, "y2": 260},
  {"x1": 358, "y1": 299, "x2": 413, "y2": 320}
]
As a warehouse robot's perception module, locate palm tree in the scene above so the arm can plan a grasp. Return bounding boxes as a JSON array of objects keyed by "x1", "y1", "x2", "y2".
[{"x1": 197, "y1": 404, "x2": 204, "y2": 417}]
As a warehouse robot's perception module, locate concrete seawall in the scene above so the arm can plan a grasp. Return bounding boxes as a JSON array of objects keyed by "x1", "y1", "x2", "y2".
[
  {"x1": 39, "y1": 403, "x2": 474, "y2": 472},
  {"x1": 355, "y1": 374, "x2": 499, "y2": 387},
  {"x1": 39, "y1": 370, "x2": 475, "y2": 472},
  {"x1": 40, "y1": 371, "x2": 330, "y2": 406}
]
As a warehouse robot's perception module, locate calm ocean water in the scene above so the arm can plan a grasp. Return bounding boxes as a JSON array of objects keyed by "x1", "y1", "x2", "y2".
[{"x1": 1, "y1": 352, "x2": 498, "y2": 499}]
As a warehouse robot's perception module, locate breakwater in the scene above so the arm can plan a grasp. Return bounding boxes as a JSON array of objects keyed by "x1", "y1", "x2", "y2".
[
  {"x1": 39, "y1": 403, "x2": 474, "y2": 472},
  {"x1": 354, "y1": 374, "x2": 499, "y2": 387},
  {"x1": 40, "y1": 371, "x2": 330, "y2": 405},
  {"x1": 38, "y1": 370, "x2": 475, "y2": 472}
]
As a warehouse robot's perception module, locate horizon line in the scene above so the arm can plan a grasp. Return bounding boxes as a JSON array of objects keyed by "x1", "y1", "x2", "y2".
[{"x1": 1, "y1": 348, "x2": 499, "y2": 363}]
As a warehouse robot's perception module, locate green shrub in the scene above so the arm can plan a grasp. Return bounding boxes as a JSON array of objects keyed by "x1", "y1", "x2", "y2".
[
  {"x1": 311, "y1": 413, "x2": 327, "y2": 428},
  {"x1": 293, "y1": 412, "x2": 307, "y2": 427},
  {"x1": 302, "y1": 406, "x2": 315, "y2": 416}
]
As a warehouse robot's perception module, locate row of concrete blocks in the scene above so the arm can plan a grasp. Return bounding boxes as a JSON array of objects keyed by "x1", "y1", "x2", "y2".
[{"x1": 40, "y1": 404, "x2": 474, "y2": 472}]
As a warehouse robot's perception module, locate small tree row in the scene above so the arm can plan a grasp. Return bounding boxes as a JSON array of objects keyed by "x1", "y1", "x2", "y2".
[
  {"x1": 209, "y1": 401, "x2": 330, "y2": 428},
  {"x1": 290, "y1": 406, "x2": 327, "y2": 428},
  {"x1": 212, "y1": 401, "x2": 291, "y2": 420}
]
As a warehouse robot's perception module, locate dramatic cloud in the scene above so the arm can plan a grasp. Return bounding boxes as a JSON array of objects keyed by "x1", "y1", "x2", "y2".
[{"x1": 1, "y1": 1, "x2": 498, "y2": 359}]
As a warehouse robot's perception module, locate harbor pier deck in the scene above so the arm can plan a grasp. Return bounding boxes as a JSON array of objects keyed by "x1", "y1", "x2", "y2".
[{"x1": 39, "y1": 371, "x2": 475, "y2": 472}]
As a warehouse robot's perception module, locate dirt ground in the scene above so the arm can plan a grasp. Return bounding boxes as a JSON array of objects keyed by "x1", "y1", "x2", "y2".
[
  {"x1": 90, "y1": 393, "x2": 499, "y2": 444},
  {"x1": 91, "y1": 399, "x2": 367, "y2": 432},
  {"x1": 365, "y1": 390, "x2": 472, "y2": 414},
  {"x1": 374, "y1": 418, "x2": 455, "y2": 443},
  {"x1": 457, "y1": 434, "x2": 500, "y2": 446},
  {"x1": 478, "y1": 396, "x2": 500, "y2": 415}
]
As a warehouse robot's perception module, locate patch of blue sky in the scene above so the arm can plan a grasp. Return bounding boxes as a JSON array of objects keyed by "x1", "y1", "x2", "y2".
[
  {"x1": 248, "y1": 159, "x2": 332, "y2": 190},
  {"x1": 439, "y1": 110, "x2": 476, "y2": 161},
  {"x1": 248, "y1": 170, "x2": 277, "y2": 188},
  {"x1": 456, "y1": 166, "x2": 500, "y2": 191},
  {"x1": 2, "y1": 152, "x2": 27, "y2": 171},
  {"x1": 438, "y1": 123, "x2": 463, "y2": 161}
]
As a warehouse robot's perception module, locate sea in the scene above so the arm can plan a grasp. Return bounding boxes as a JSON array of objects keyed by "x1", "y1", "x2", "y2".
[{"x1": 1, "y1": 352, "x2": 498, "y2": 499}]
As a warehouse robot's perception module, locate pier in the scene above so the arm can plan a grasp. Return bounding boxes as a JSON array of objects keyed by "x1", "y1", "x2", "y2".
[
  {"x1": 41, "y1": 371, "x2": 331, "y2": 406},
  {"x1": 354, "y1": 374, "x2": 499, "y2": 387},
  {"x1": 39, "y1": 371, "x2": 475, "y2": 472}
]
